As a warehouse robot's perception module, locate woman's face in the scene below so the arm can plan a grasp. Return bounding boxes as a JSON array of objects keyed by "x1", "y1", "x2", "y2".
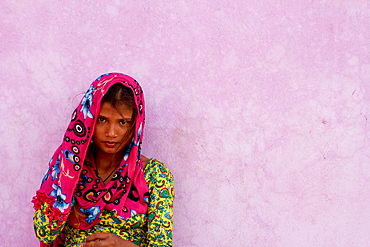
[{"x1": 92, "y1": 102, "x2": 134, "y2": 156}]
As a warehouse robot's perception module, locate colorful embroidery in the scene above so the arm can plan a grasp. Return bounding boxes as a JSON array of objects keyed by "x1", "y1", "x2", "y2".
[{"x1": 33, "y1": 159, "x2": 174, "y2": 246}]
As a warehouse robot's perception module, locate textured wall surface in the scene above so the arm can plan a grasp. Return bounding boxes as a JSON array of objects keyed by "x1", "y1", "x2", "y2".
[{"x1": 1, "y1": 0, "x2": 369, "y2": 246}]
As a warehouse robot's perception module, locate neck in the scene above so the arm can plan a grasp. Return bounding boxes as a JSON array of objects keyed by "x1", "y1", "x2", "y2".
[{"x1": 94, "y1": 146, "x2": 125, "y2": 172}]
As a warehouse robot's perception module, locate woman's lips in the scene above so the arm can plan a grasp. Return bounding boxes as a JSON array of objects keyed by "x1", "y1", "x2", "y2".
[{"x1": 104, "y1": 142, "x2": 118, "y2": 148}]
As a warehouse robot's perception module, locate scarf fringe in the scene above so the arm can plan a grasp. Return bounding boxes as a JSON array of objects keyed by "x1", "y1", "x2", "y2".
[{"x1": 32, "y1": 191, "x2": 69, "y2": 222}]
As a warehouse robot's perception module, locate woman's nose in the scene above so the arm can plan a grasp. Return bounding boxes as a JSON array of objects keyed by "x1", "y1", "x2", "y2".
[{"x1": 106, "y1": 124, "x2": 117, "y2": 137}]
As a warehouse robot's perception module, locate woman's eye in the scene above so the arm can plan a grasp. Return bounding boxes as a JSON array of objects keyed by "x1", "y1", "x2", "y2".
[
  {"x1": 98, "y1": 117, "x2": 105, "y2": 122},
  {"x1": 120, "y1": 120, "x2": 127, "y2": 125}
]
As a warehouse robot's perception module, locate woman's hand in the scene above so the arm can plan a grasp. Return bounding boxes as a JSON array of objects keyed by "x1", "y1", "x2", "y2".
[{"x1": 82, "y1": 233, "x2": 138, "y2": 247}]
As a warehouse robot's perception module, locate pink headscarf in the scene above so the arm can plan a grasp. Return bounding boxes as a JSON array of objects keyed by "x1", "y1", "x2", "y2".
[{"x1": 33, "y1": 73, "x2": 149, "y2": 230}]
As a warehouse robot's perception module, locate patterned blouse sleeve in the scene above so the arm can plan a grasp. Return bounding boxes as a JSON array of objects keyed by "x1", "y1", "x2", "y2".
[
  {"x1": 33, "y1": 202, "x2": 69, "y2": 245},
  {"x1": 143, "y1": 160, "x2": 175, "y2": 247},
  {"x1": 32, "y1": 165, "x2": 71, "y2": 245}
]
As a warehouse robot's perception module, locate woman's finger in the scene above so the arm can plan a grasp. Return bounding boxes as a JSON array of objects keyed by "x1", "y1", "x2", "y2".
[{"x1": 85, "y1": 232, "x2": 110, "y2": 242}]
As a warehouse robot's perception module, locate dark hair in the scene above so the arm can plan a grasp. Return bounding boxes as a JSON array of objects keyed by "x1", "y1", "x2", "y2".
[{"x1": 101, "y1": 83, "x2": 137, "y2": 142}]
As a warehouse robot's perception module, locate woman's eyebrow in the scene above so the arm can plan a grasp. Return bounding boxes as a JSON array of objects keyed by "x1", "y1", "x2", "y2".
[
  {"x1": 121, "y1": 117, "x2": 132, "y2": 121},
  {"x1": 98, "y1": 115, "x2": 132, "y2": 121}
]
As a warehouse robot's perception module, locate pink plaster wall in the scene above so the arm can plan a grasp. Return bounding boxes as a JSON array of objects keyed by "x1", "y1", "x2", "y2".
[{"x1": 1, "y1": 1, "x2": 370, "y2": 246}]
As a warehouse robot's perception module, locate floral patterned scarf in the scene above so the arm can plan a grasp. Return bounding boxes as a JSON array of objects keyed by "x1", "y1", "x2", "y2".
[{"x1": 32, "y1": 73, "x2": 149, "y2": 230}]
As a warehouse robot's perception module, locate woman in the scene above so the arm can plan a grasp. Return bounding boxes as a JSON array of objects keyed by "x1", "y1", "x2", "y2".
[{"x1": 32, "y1": 73, "x2": 174, "y2": 246}]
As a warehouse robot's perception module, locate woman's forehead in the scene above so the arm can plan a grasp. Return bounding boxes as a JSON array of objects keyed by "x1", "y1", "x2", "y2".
[{"x1": 99, "y1": 102, "x2": 133, "y2": 119}]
